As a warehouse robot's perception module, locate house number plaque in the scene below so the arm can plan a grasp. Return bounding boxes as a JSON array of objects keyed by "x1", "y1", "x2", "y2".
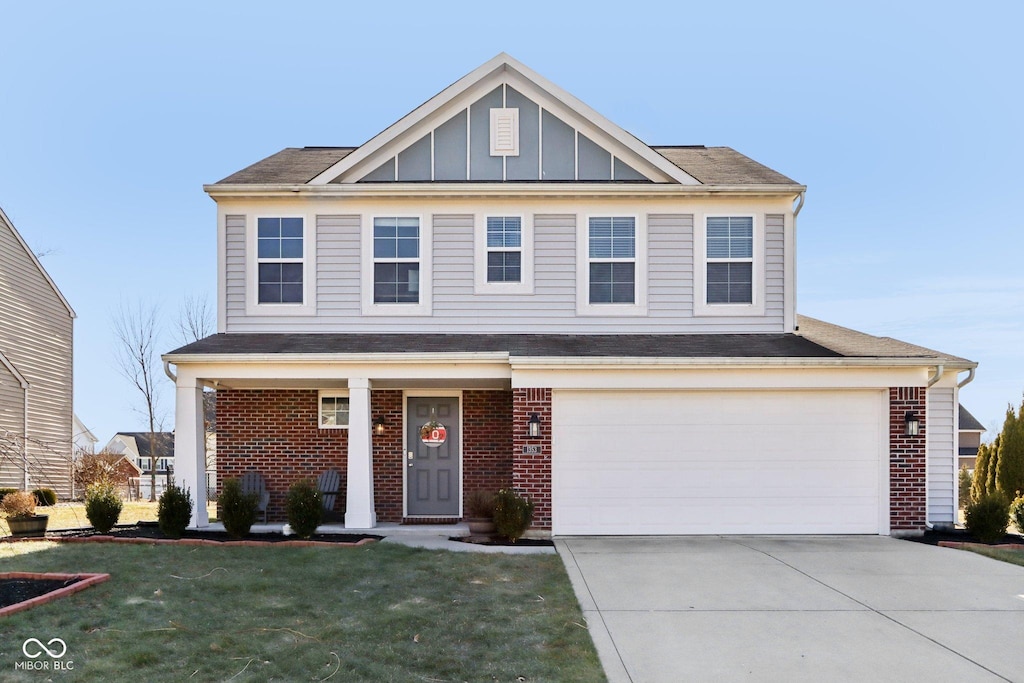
[{"x1": 521, "y1": 445, "x2": 541, "y2": 455}]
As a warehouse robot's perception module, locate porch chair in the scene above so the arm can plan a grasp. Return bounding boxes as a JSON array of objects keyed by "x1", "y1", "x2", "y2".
[
  {"x1": 316, "y1": 469, "x2": 342, "y2": 522},
  {"x1": 239, "y1": 470, "x2": 270, "y2": 524}
]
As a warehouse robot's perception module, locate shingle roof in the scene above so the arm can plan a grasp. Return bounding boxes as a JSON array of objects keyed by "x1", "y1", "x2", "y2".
[
  {"x1": 796, "y1": 316, "x2": 974, "y2": 365},
  {"x1": 168, "y1": 332, "x2": 838, "y2": 358},
  {"x1": 116, "y1": 432, "x2": 175, "y2": 457},
  {"x1": 959, "y1": 405, "x2": 985, "y2": 432},
  {"x1": 212, "y1": 145, "x2": 797, "y2": 187},
  {"x1": 652, "y1": 147, "x2": 797, "y2": 185}
]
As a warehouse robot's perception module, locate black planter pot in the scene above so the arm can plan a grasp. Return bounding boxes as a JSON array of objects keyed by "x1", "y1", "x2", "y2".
[{"x1": 8, "y1": 514, "x2": 48, "y2": 538}]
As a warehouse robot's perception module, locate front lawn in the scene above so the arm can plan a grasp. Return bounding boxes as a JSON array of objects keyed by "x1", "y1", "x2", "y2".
[
  {"x1": 0, "y1": 501, "x2": 218, "y2": 534},
  {"x1": 962, "y1": 545, "x2": 1024, "y2": 568},
  {"x1": 0, "y1": 541, "x2": 603, "y2": 682}
]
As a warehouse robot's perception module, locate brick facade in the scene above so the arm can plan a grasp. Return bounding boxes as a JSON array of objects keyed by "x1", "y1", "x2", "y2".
[
  {"x1": 512, "y1": 387, "x2": 552, "y2": 530},
  {"x1": 217, "y1": 388, "x2": 514, "y2": 524},
  {"x1": 889, "y1": 386, "x2": 927, "y2": 532}
]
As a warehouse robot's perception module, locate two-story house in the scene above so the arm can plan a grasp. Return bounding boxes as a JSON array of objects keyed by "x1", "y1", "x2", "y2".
[
  {"x1": 165, "y1": 54, "x2": 975, "y2": 536},
  {"x1": 0, "y1": 205, "x2": 76, "y2": 498}
]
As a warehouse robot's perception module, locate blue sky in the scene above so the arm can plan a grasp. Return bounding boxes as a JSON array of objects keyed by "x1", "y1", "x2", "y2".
[{"x1": 1, "y1": 1, "x2": 1021, "y2": 443}]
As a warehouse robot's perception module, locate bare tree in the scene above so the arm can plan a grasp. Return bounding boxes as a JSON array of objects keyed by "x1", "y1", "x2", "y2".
[
  {"x1": 113, "y1": 301, "x2": 164, "y2": 501},
  {"x1": 175, "y1": 294, "x2": 215, "y2": 347}
]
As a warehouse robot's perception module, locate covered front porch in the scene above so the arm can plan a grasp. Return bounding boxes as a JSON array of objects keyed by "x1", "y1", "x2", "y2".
[{"x1": 167, "y1": 351, "x2": 550, "y2": 530}]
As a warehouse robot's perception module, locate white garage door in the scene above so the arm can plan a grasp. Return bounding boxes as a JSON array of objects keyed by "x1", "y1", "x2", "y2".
[{"x1": 552, "y1": 390, "x2": 885, "y2": 535}]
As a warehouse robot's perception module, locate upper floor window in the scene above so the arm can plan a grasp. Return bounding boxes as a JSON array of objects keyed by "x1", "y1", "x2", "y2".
[
  {"x1": 257, "y1": 217, "x2": 304, "y2": 304},
  {"x1": 486, "y1": 217, "x2": 521, "y2": 283},
  {"x1": 373, "y1": 217, "x2": 420, "y2": 303},
  {"x1": 588, "y1": 217, "x2": 635, "y2": 304},
  {"x1": 705, "y1": 216, "x2": 753, "y2": 305}
]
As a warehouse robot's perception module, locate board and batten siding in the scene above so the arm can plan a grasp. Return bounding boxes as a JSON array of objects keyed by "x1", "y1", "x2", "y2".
[
  {"x1": 927, "y1": 386, "x2": 957, "y2": 525},
  {"x1": 0, "y1": 216, "x2": 74, "y2": 497},
  {"x1": 224, "y1": 211, "x2": 787, "y2": 334}
]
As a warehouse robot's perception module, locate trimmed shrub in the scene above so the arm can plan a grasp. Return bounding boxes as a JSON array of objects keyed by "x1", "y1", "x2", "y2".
[
  {"x1": 958, "y1": 466, "x2": 973, "y2": 508},
  {"x1": 32, "y1": 488, "x2": 57, "y2": 506},
  {"x1": 85, "y1": 480, "x2": 123, "y2": 533},
  {"x1": 1011, "y1": 494, "x2": 1024, "y2": 535},
  {"x1": 286, "y1": 480, "x2": 323, "y2": 539},
  {"x1": 0, "y1": 491, "x2": 37, "y2": 519},
  {"x1": 218, "y1": 479, "x2": 257, "y2": 539},
  {"x1": 493, "y1": 488, "x2": 535, "y2": 542},
  {"x1": 158, "y1": 483, "x2": 194, "y2": 539},
  {"x1": 964, "y1": 492, "x2": 1010, "y2": 544}
]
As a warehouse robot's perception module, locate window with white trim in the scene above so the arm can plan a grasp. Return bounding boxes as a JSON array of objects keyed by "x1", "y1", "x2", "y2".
[
  {"x1": 139, "y1": 457, "x2": 151, "y2": 471},
  {"x1": 257, "y1": 217, "x2": 304, "y2": 304},
  {"x1": 373, "y1": 217, "x2": 420, "y2": 303},
  {"x1": 705, "y1": 216, "x2": 753, "y2": 305},
  {"x1": 319, "y1": 392, "x2": 350, "y2": 429},
  {"x1": 486, "y1": 216, "x2": 522, "y2": 282},
  {"x1": 588, "y1": 217, "x2": 635, "y2": 304}
]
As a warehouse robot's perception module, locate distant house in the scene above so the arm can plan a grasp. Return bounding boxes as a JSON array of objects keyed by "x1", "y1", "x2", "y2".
[
  {"x1": 103, "y1": 432, "x2": 175, "y2": 499},
  {"x1": 0, "y1": 205, "x2": 76, "y2": 498},
  {"x1": 72, "y1": 414, "x2": 98, "y2": 457},
  {"x1": 958, "y1": 405, "x2": 986, "y2": 472}
]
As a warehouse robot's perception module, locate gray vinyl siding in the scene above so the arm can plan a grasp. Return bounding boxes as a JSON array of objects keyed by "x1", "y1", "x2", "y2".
[
  {"x1": 927, "y1": 387, "x2": 957, "y2": 525},
  {"x1": 225, "y1": 210, "x2": 787, "y2": 333},
  {"x1": 224, "y1": 215, "x2": 247, "y2": 319},
  {"x1": 0, "y1": 217, "x2": 73, "y2": 498},
  {"x1": 317, "y1": 215, "x2": 362, "y2": 317}
]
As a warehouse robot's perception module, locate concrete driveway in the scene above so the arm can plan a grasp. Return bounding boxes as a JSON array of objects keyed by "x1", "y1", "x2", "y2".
[{"x1": 557, "y1": 536, "x2": 1024, "y2": 682}]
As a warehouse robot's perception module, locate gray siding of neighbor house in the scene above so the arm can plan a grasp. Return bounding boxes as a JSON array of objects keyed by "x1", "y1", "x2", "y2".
[
  {"x1": 928, "y1": 386, "x2": 957, "y2": 525},
  {"x1": 225, "y1": 211, "x2": 787, "y2": 334},
  {"x1": 0, "y1": 217, "x2": 73, "y2": 498}
]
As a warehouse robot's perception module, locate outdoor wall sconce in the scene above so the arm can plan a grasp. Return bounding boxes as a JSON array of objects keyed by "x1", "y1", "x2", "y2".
[
  {"x1": 527, "y1": 413, "x2": 542, "y2": 438},
  {"x1": 904, "y1": 411, "x2": 920, "y2": 437},
  {"x1": 373, "y1": 417, "x2": 387, "y2": 436}
]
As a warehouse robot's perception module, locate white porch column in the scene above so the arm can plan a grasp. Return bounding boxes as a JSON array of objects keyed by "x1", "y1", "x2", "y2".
[
  {"x1": 174, "y1": 379, "x2": 209, "y2": 528},
  {"x1": 345, "y1": 378, "x2": 376, "y2": 528}
]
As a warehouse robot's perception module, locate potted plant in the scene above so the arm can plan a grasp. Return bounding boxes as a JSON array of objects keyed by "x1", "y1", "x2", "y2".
[
  {"x1": 1, "y1": 490, "x2": 49, "y2": 537},
  {"x1": 464, "y1": 490, "x2": 496, "y2": 535}
]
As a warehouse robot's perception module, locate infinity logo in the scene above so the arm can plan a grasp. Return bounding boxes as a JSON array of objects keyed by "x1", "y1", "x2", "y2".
[{"x1": 22, "y1": 638, "x2": 67, "y2": 659}]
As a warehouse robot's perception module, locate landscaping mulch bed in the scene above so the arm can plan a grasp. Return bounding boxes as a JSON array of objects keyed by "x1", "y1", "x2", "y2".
[
  {"x1": 0, "y1": 572, "x2": 111, "y2": 617},
  {"x1": 905, "y1": 527, "x2": 1024, "y2": 547},
  {"x1": 450, "y1": 535, "x2": 554, "y2": 547},
  {"x1": 28, "y1": 522, "x2": 381, "y2": 546},
  {"x1": 0, "y1": 577, "x2": 81, "y2": 609}
]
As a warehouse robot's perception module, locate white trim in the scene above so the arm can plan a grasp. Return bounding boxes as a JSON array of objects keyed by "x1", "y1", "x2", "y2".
[
  {"x1": 783, "y1": 210, "x2": 797, "y2": 332},
  {"x1": 0, "y1": 350, "x2": 29, "y2": 388},
  {"x1": 217, "y1": 206, "x2": 228, "y2": 333},
  {"x1": 878, "y1": 390, "x2": 891, "y2": 535},
  {"x1": 402, "y1": 390, "x2": 463, "y2": 519},
  {"x1": 576, "y1": 214, "x2": 648, "y2": 316},
  {"x1": 694, "y1": 213, "x2": 765, "y2": 317},
  {"x1": 317, "y1": 389, "x2": 351, "y2": 430},
  {"x1": 245, "y1": 213, "x2": 317, "y2": 317},
  {"x1": 473, "y1": 212, "x2": 534, "y2": 295},
  {"x1": 360, "y1": 214, "x2": 432, "y2": 316}
]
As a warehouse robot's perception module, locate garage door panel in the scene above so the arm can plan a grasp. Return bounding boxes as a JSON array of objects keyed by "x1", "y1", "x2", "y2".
[{"x1": 552, "y1": 390, "x2": 883, "y2": 535}]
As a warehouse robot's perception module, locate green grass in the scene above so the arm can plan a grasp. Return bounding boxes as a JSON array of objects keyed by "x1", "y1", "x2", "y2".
[
  {"x1": 0, "y1": 501, "x2": 218, "y2": 534},
  {"x1": 0, "y1": 541, "x2": 604, "y2": 682},
  {"x1": 962, "y1": 545, "x2": 1024, "y2": 568}
]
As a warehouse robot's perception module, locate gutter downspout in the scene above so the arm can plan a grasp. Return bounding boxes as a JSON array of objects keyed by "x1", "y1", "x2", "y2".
[
  {"x1": 23, "y1": 384, "x2": 29, "y2": 490},
  {"x1": 922, "y1": 365, "x2": 945, "y2": 530},
  {"x1": 163, "y1": 360, "x2": 177, "y2": 383},
  {"x1": 957, "y1": 368, "x2": 976, "y2": 388},
  {"x1": 789, "y1": 192, "x2": 805, "y2": 332},
  {"x1": 927, "y1": 365, "x2": 944, "y2": 388}
]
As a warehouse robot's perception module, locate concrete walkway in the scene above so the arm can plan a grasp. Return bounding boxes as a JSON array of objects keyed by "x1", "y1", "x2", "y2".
[{"x1": 557, "y1": 536, "x2": 1024, "y2": 682}]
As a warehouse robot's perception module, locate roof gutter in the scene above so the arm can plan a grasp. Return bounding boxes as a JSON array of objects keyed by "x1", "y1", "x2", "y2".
[{"x1": 957, "y1": 367, "x2": 976, "y2": 389}]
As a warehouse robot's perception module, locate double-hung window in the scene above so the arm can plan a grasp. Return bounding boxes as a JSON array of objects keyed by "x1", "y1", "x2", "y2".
[
  {"x1": 486, "y1": 216, "x2": 521, "y2": 283},
  {"x1": 588, "y1": 217, "x2": 636, "y2": 304},
  {"x1": 319, "y1": 392, "x2": 350, "y2": 429},
  {"x1": 373, "y1": 217, "x2": 420, "y2": 303},
  {"x1": 257, "y1": 217, "x2": 304, "y2": 304},
  {"x1": 705, "y1": 216, "x2": 753, "y2": 305}
]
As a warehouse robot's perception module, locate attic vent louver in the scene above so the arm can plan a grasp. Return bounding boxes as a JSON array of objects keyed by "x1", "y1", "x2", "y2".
[{"x1": 489, "y1": 108, "x2": 519, "y2": 156}]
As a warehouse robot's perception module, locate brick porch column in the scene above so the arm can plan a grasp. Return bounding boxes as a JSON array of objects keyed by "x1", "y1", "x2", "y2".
[
  {"x1": 890, "y1": 386, "x2": 927, "y2": 533},
  {"x1": 513, "y1": 388, "x2": 552, "y2": 530}
]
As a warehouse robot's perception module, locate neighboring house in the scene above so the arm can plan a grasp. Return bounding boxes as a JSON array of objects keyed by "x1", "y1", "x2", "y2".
[
  {"x1": 72, "y1": 413, "x2": 98, "y2": 457},
  {"x1": 164, "y1": 54, "x2": 977, "y2": 535},
  {"x1": 103, "y1": 431, "x2": 175, "y2": 499},
  {"x1": 957, "y1": 405, "x2": 985, "y2": 472},
  {"x1": 0, "y1": 205, "x2": 76, "y2": 498}
]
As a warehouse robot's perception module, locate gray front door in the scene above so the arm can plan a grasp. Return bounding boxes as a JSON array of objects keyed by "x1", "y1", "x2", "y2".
[{"x1": 406, "y1": 396, "x2": 460, "y2": 516}]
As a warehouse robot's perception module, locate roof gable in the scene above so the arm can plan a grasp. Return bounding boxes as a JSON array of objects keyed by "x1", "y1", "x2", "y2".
[
  {"x1": 310, "y1": 53, "x2": 699, "y2": 186},
  {"x1": 0, "y1": 205, "x2": 76, "y2": 318}
]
